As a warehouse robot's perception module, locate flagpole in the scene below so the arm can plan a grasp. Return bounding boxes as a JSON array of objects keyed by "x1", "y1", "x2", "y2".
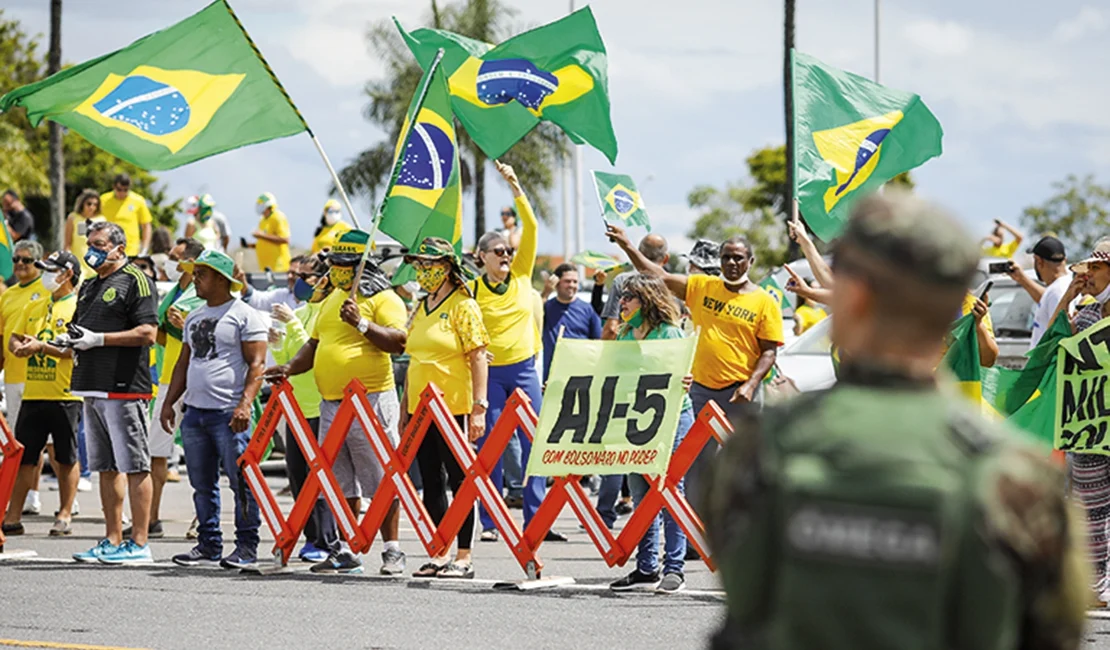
[{"x1": 309, "y1": 133, "x2": 362, "y2": 230}]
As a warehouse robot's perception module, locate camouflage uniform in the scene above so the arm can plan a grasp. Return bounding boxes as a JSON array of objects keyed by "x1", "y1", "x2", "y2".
[{"x1": 704, "y1": 194, "x2": 1088, "y2": 650}]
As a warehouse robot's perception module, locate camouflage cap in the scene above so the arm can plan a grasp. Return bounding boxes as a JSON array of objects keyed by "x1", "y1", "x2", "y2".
[
  {"x1": 684, "y1": 239, "x2": 721, "y2": 271},
  {"x1": 835, "y1": 191, "x2": 978, "y2": 288}
]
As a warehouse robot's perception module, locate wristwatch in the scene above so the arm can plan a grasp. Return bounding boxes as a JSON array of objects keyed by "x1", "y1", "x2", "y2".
[
  {"x1": 357, "y1": 317, "x2": 371, "y2": 335},
  {"x1": 473, "y1": 398, "x2": 489, "y2": 410}
]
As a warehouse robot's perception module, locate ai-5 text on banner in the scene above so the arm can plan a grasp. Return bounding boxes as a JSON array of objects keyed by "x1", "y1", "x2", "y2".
[{"x1": 528, "y1": 337, "x2": 695, "y2": 476}]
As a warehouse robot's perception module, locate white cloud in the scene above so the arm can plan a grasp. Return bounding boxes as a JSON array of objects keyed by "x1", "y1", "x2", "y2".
[
  {"x1": 902, "y1": 19, "x2": 973, "y2": 56},
  {"x1": 1053, "y1": 5, "x2": 1108, "y2": 42}
]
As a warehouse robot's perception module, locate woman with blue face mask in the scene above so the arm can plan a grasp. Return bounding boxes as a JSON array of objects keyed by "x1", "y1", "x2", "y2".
[{"x1": 266, "y1": 253, "x2": 333, "y2": 563}]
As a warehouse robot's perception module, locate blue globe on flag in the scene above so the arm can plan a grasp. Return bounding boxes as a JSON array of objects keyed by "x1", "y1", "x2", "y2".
[
  {"x1": 611, "y1": 189, "x2": 636, "y2": 216},
  {"x1": 93, "y1": 75, "x2": 190, "y2": 136},
  {"x1": 397, "y1": 122, "x2": 455, "y2": 191},
  {"x1": 476, "y1": 58, "x2": 559, "y2": 111}
]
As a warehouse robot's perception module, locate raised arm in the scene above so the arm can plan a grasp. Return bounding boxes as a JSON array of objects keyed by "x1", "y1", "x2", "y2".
[
  {"x1": 788, "y1": 207, "x2": 833, "y2": 289},
  {"x1": 605, "y1": 223, "x2": 688, "y2": 300},
  {"x1": 997, "y1": 219, "x2": 1023, "y2": 248},
  {"x1": 498, "y1": 161, "x2": 537, "y2": 280}
]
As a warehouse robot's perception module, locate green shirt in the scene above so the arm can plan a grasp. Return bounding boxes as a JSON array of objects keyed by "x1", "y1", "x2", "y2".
[
  {"x1": 272, "y1": 301, "x2": 323, "y2": 419},
  {"x1": 618, "y1": 322, "x2": 692, "y2": 411}
]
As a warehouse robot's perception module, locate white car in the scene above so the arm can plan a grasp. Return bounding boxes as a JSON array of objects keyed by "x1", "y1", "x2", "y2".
[{"x1": 775, "y1": 317, "x2": 835, "y2": 392}]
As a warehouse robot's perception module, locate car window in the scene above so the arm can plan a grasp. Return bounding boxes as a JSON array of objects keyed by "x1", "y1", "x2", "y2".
[
  {"x1": 987, "y1": 283, "x2": 1035, "y2": 337},
  {"x1": 783, "y1": 316, "x2": 831, "y2": 355}
]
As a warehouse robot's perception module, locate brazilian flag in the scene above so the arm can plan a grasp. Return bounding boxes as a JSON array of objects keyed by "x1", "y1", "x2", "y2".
[
  {"x1": 570, "y1": 250, "x2": 622, "y2": 271},
  {"x1": 759, "y1": 276, "x2": 791, "y2": 312},
  {"x1": 943, "y1": 314, "x2": 981, "y2": 402},
  {"x1": 792, "y1": 50, "x2": 943, "y2": 241},
  {"x1": 592, "y1": 171, "x2": 650, "y2": 230},
  {"x1": 0, "y1": 222, "x2": 12, "y2": 280},
  {"x1": 395, "y1": 7, "x2": 617, "y2": 163},
  {"x1": 377, "y1": 51, "x2": 462, "y2": 284},
  {"x1": 0, "y1": 1, "x2": 307, "y2": 170}
]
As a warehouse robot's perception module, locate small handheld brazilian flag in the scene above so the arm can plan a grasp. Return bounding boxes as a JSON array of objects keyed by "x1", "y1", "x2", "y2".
[
  {"x1": 758, "y1": 275, "x2": 791, "y2": 312},
  {"x1": 592, "y1": 171, "x2": 650, "y2": 231},
  {"x1": 570, "y1": 250, "x2": 622, "y2": 271},
  {"x1": 395, "y1": 7, "x2": 617, "y2": 163},
  {"x1": 792, "y1": 50, "x2": 943, "y2": 241},
  {"x1": 0, "y1": 1, "x2": 307, "y2": 170}
]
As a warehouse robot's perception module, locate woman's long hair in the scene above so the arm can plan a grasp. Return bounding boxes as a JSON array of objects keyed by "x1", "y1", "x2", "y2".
[
  {"x1": 619, "y1": 273, "x2": 681, "y2": 336},
  {"x1": 71, "y1": 189, "x2": 100, "y2": 216}
]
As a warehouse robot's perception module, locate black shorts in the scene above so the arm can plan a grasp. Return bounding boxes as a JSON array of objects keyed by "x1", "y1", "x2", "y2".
[{"x1": 15, "y1": 400, "x2": 81, "y2": 466}]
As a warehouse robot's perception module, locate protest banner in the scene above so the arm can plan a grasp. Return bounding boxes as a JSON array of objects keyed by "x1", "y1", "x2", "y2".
[
  {"x1": 527, "y1": 337, "x2": 696, "y2": 476},
  {"x1": 1055, "y1": 318, "x2": 1110, "y2": 453}
]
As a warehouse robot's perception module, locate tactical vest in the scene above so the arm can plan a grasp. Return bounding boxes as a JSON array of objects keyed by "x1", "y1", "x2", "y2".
[{"x1": 718, "y1": 386, "x2": 1013, "y2": 650}]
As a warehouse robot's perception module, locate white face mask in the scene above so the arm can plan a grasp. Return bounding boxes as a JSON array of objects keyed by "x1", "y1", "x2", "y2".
[
  {"x1": 1095, "y1": 282, "x2": 1110, "y2": 305},
  {"x1": 41, "y1": 272, "x2": 63, "y2": 292},
  {"x1": 163, "y1": 263, "x2": 183, "y2": 283},
  {"x1": 402, "y1": 281, "x2": 421, "y2": 296},
  {"x1": 325, "y1": 209, "x2": 342, "y2": 226}
]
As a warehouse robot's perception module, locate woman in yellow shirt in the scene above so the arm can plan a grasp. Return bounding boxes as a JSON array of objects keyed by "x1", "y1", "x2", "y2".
[
  {"x1": 311, "y1": 199, "x2": 353, "y2": 254},
  {"x1": 64, "y1": 189, "x2": 107, "y2": 279},
  {"x1": 792, "y1": 296, "x2": 828, "y2": 336},
  {"x1": 403, "y1": 237, "x2": 489, "y2": 578},
  {"x1": 469, "y1": 162, "x2": 554, "y2": 541}
]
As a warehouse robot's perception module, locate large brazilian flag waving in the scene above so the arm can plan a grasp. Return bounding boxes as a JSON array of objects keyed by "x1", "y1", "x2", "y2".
[
  {"x1": 0, "y1": 0, "x2": 307, "y2": 170},
  {"x1": 377, "y1": 52, "x2": 463, "y2": 260},
  {"x1": 792, "y1": 50, "x2": 943, "y2": 241},
  {"x1": 395, "y1": 7, "x2": 617, "y2": 163}
]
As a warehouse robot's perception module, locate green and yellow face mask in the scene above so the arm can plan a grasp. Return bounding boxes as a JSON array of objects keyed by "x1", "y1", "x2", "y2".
[
  {"x1": 329, "y1": 266, "x2": 355, "y2": 290},
  {"x1": 621, "y1": 307, "x2": 644, "y2": 328}
]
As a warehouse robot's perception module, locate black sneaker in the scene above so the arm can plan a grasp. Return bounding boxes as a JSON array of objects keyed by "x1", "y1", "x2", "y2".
[
  {"x1": 544, "y1": 530, "x2": 569, "y2": 542},
  {"x1": 1, "y1": 522, "x2": 24, "y2": 536},
  {"x1": 172, "y1": 546, "x2": 221, "y2": 567},
  {"x1": 310, "y1": 550, "x2": 363, "y2": 574},
  {"x1": 148, "y1": 520, "x2": 164, "y2": 539},
  {"x1": 609, "y1": 569, "x2": 661, "y2": 592},
  {"x1": 615, "y1": 499, "x2": 634, "y2": 516},
  {"x1": 220, "y1": 548, "x2": 257, "y2": 570},
  {"x1": 656, "y1": 572, "x2": 686, "y2": 594}
]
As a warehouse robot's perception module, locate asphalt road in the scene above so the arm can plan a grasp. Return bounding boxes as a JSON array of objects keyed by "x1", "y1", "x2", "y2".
[{"x1": 2, "y1": 474, "x2": 1110, "y2": 649}]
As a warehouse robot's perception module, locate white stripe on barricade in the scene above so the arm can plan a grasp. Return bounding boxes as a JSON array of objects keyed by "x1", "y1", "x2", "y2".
[{"x1": 279, "y1": 392, "x2": 316, "y2": 463}]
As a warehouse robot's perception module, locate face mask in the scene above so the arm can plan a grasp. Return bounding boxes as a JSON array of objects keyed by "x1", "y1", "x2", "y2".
[
  {"x1": 256, "y1": 202, "x2": 269, "y2": 216},
  {"x1": 310, "y1": 277, "x2": 331, "y2": 303},
  {"x1": 163, "y1": 263, "x2": 183, "y2": 283},
  {"x1": 415, "y1": 265, "x2": 447, "y2": 293},
  {"x1": 621, "y1": 308, "x2": 644, "y2": 328},
  {"x1": 325, "y1": 209, "x2": 342, "y2": 226},
  {"x1": 41, "y1": 273, "x2": 63, "y2": 292},
  {"x1": 293, "y1": 277, "x2": 315, "y2": 302},
  {"x1": 329, "y1": 266, "x2": 354, "y2": 290},
  {"x1": 402, "y1": 281, "x2": 421, "y2": 296},
  {"x1": 84, "y1": 246, "x2": 110, "y2": 270}
]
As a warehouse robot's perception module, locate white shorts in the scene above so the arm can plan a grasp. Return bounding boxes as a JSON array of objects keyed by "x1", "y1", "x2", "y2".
[
  {"x1": 319, "y1": 390, "x2": 400, "y2": 500},
  {"x1": 5, "y1": 382, "x2": 24, "y2": 428},
  {"x1": 149, "y1": 385, "x2": 181, "y2": 459}
]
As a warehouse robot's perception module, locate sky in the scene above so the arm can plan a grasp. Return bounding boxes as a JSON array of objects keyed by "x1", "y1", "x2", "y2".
[{"x1": 5, "y1": 0, "x2": 1109, "y2": 261}]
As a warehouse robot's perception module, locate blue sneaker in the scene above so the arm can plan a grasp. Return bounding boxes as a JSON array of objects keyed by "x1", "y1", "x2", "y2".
[
  {"x1": 298, "y1": 542, "x2": 328, "y2": 563},
  {"x1": 98, "y1": 539, "x2": 154, "y2": 565},
  {"x1": 73, "y1": 539, "x2": 118, "y2": 564},
  {"x1": 219, "y1": 548, "x2": 257, "y2": 570}
]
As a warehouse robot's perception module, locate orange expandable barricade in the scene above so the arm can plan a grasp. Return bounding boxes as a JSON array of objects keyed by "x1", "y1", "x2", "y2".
[{"x1": 0, "y1": 411, "x2": 24, "y2": 551}]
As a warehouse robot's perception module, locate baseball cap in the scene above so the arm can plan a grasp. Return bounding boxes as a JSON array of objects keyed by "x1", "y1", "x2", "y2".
[
  {"x1": 1027, "y1": 235, "x2": 1066, "y2": 262},
  {"x1": 36, "y1": 251, "x2": 80, "y2": 277},
  {"x1": 180, "y1": 249, "x2": 244, "y2": 292}
]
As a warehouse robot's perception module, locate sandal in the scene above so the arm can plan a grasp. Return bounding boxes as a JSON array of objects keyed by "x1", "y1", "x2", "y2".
[
  {"x1": 479, "y1": 529, "x2": 499, "y2": 542},
  {"x1": 437, "y1": 561, "x2": 475, "y2": 579},
  {"x1": 413, "y1": 561, "x2": 447, "y2": 578}
]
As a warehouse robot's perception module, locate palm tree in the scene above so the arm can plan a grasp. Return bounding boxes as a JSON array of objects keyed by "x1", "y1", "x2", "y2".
[{"x1": 336, "y1": 0, "x2": 566, "y2": 245}]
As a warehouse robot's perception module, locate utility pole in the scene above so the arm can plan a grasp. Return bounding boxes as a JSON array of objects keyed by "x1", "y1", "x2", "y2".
[
  {"x1": 571, "y1": 0, "x2": 583, "y2": 258},
  {"x1": 874, "y1": 0, "x2": 881, "y2": 82},
  {"x1": 48, "y1": 0, "x2": 64, "y2": 251}
]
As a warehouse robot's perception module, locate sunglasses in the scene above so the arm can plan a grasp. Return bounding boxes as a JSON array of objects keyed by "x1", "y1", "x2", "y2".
[
  {"x1": 12, "y1": 256, "x2": 35, "y2": 265},
  {"x1": 486, "y1": 246, "x2": 514, "y2": 258},
  {"x1": 619, "y1": 291, "x2": 639, "y2": 302},
  {"x1": 500, "y1": 211, "x2": 514, "y2": 217},
  {"x1": 290, "y1": 272, "x2": 320, "y2": 281}
]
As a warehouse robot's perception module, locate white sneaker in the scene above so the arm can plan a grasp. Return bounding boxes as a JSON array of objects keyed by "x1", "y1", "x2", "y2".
[
  {"x1": 22, "y1": 490, "x2": 41, "y2": 515},
  {"x1": 77, "y1": 478, "x2": 93, "y2": 492},
  {"x1": 72, "y1": 499, "x2": 80, "y2": 516}
]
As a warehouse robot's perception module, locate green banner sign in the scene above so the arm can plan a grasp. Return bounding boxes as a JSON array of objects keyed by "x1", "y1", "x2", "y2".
[
  {"x1": 527, "y1": 337, "x2": 696, "y2": 476},
  {"x1": 1055, "y1": 318, "x2": 1110, "y2": 453}
]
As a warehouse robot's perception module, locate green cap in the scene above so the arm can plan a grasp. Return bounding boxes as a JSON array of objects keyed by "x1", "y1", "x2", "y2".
[
  {"x1": 181, "y1": 249, "x2": 243, "y2": 292},
  {"x1": 328, "y1": 230, "x2": 370, "y2": 267},
  {"x1": 403, "y1": 237, "x2": 455, "y2": 262}
]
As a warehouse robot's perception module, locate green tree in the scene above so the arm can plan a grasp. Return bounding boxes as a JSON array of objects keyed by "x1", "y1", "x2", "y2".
[
  {"x1": 337, "y1": 0, "x2": 566, "y2": 245},
  {"x1": 1021, "y1": 174, "x2": 1110, "y2": 255},
  {"x1": 686, "y1": 183, "x2": 788, "y2": 279},
  {"x1": 0, "y1": 10, "x2": 178, "y2": 242}
]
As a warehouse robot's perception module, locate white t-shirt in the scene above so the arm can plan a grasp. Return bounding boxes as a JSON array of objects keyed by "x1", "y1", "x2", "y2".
[
  {"x1": 182, "y1": 298, "x2": 267, "y2": 409},
  {"x1": 1030, "y1": 273, "x2": 1073, "y2": 348}
]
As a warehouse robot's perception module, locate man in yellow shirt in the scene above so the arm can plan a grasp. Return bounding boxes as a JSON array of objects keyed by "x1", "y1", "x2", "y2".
[
  {"x1": 980, "y1": 218, "x2": 1023, "y2": 259},
  {"x1": 265, "y1": 230, "x2": 408, "y2": 575},
  {"x1": 249, "y1": 192, "x2": 291, "y2": 272},
  {"x1": 0, "y1": 240, "x2": 46, "y2": 515},
  {"x1": 1, "y1": 252, "x2": 81, "y2": 537},
  {"x1": 311, "y1": 199, "x2": 353, "y2": 254},
  {"x1": 100, "y1": 173, "x2": 152, "y2": 257},
  {"x1": 606, "y1": 224, "x2": 783, "y2": 514}
]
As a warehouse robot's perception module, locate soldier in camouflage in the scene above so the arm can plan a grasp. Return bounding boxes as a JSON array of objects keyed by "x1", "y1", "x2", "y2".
[{"x1": 704, "y1": 191, "x2": 1089, "y2": 650}]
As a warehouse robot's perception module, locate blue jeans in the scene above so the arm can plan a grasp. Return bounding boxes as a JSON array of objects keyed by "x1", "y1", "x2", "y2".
[
  {"x1": 629, "y1": 407, "x2": 694, "y2": 576},
  {"x1": 597, "y1": 474, "x2": 623, "y2": 529},
  {"x1": 478, "y1": 356, "x2": 546, "y2": 530},
  {"x1": 503, "y1": 432, "x2": 524, "y2": 499},
  {"x1": 77, "y1": 416, "x2": 91, "y2": 479},
  {"x1": 181, "y1": 406, "x2": 260, "y2": 555}
]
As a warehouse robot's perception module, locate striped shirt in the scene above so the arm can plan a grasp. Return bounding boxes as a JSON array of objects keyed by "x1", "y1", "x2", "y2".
[{"x1": 71, "y1": 262, "x2": 158, "y2": 399}]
